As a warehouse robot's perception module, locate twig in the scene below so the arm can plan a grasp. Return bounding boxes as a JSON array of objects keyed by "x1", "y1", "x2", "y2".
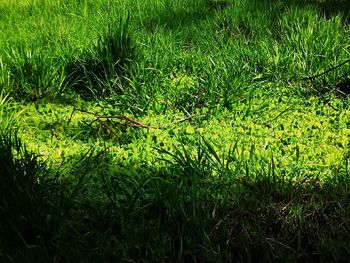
[
  {"x1": 69, "y1": 108, "x2": 194, "y2": 130},
  {"x1": 302, "y1": 59, "x2": 350, "y2": 81},
  {"x1": 262, "y1": 106, "x2": 294, "y2": 126},
  {"x1": 301, "y1": 59, "x2": 350, "y2": 111},
  {"x1": 307, "y1": 77, "x2": 339, "y2": 111}
]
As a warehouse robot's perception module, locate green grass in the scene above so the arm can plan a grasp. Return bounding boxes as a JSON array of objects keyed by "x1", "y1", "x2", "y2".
[{"x1": 1, "y1": 0, "x2": 350, "y2": 261}]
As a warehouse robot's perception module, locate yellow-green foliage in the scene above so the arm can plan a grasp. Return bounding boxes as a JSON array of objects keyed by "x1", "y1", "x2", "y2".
[{"x1": 20, "y1": 90, "x2": 350, "y2": 178}]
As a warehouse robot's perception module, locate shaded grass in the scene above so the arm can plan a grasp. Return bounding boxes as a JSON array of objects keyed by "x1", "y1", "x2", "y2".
[
  {"x1": 1, "y1": 135, "x2": 350, "y2": 261},
  {"x1": 0, "y1": 129, "x2": 58, "y2": 256}
]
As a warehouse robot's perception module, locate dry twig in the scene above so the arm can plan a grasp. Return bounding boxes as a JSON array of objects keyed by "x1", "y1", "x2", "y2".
[
  {"x1": 302, "y1": 59, "x2": 350, "y2": 81},
  {"x1": 68, "y1": 108, "x2": 193, "y2": 131},
  {"x1": 302, "y1": 59, "x2": 350, "y2": 111}
]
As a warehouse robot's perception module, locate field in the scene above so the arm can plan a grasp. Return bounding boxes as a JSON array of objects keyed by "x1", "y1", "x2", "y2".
[{"x1": 1, "y1": 0, "x2": 350, "y2": 261}]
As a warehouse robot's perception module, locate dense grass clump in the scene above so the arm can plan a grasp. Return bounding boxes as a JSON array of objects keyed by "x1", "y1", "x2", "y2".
[
  {"x1": 66, "y1": 16, "x2": 136, "y2": 99},
  {"x1": 1, "y1": 46, "x2": 66, "y2": 101}
]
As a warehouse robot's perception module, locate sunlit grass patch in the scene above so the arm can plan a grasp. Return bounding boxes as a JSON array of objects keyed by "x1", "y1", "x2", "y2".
[{"x1": 18, "y1": 89, "x2": 350, "y2": 179}]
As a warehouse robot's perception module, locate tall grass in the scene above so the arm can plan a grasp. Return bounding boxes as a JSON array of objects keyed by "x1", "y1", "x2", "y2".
[
  {"x1": 2, "y1": 46, "x2": 66, "y2": 101},
  {"x1": 0, "y1": 0, "x2": 349, "y2": 106},
  {"x1": 65, "y1": 16, "x2": 136, "y2": 99},
  {"x1": 0, "y1": 1, "x2": 136, "y2": 101}
]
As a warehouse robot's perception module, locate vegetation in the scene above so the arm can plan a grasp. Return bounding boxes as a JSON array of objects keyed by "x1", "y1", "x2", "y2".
[{"x1": 1, "y1": 0, "x2": 350, "y2": 261}]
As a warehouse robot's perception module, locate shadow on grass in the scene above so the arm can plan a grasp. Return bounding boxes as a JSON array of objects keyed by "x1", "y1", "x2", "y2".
[
  {"x1": 259, "y1": 0, "x2": 350, "y2": 21},
  {"x1": 144, "y1": 0, "x2": 233, "y2": 31},
  {"x1": 145, "y1": 0, "x2": 349, "y2": 32},
  {"x1": 145, "y1": 8, "x2": 211, "y2": 31},
  {"x1": 1, "y1": 133, "x2": 350, "y2": 262},
  {"x1": 65, "y1": 17, "x2": 136, "y2": 100},
  {"x1": 303, "y1": 0, "x2": 350, "y2": 20}
]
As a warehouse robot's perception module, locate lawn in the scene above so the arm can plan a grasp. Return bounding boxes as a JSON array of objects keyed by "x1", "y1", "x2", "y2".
[{"x1": 1, "y1": 0, "x2": 350, "y2": 261}]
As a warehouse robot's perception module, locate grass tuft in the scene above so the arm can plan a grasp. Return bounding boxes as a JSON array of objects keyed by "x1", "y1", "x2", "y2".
[
  {"x1": 65, "y1": 15, "x2": 136, "y2": 99},
  {"x1": 2, "y1": 46, "x2": 65, "y2": 101}
]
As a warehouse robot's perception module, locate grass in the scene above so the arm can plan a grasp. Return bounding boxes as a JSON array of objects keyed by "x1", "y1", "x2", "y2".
[
  {"x1": 65, "y1": 15, "x2": 136, "y2": 99},
  {"x1": 1, "y1": 132, "x2": 350, "y2": 261},
  {"x1": 1, "y1": 0, "x2": 350, "y2": 261}
]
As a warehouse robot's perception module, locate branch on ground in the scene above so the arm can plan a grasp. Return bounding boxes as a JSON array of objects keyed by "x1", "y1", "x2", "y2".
[{"x1": 68, "y1": 108, "x2": 193, "y2": 133}]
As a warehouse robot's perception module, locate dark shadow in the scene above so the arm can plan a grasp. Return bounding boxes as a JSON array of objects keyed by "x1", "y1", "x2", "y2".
[
  {"x1": 310, "y1": 0, "x2": 350, "y2": 20},
  {"x1": 206, "y1": 0, "x2": 232, "y2": 11},
  {"x1": 145, "y1": 8, "x2": 211, "y2": 31},
  {"x1": 260, "y1": 0, "x2": 350, "y2": 22},
  {"x1": 2, "y1": 131, "x2": 350, "y2": 262},
  {"x1": 145, "y1": 0, "x2": 349, "y2": 33},
  {"x1": 300, "y1": 59, "x2": 350, "y2": 100},
  {"x1": 336, "y1": 75, "x2": 350, "y2": 95},
  {"x1": 144, "y1": 0, "x2": 233, "y2": 31}
]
